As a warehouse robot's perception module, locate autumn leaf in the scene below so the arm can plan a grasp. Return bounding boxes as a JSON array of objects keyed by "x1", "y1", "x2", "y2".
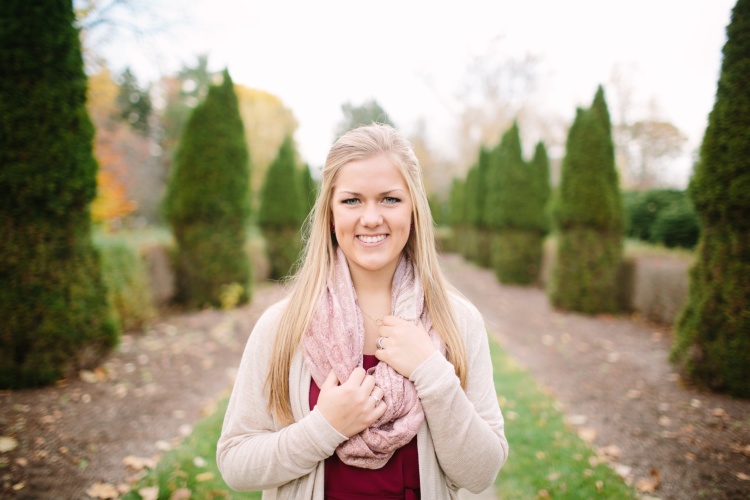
[
  {"x1": 0, "y1": 436, "x2": 18, "y2": 453},
  {"x1": 636, "y1": 468, "x2": 661, "y2": 492},
  {"x1": 139, "y1": 486, "x2": 159, "y2": 500},
  {"x1": 86, "y1": 482, "x2": 119, "y2": 499},
  {"x1": 122, "y1": 455, "x2": 156, "y2": 471}
]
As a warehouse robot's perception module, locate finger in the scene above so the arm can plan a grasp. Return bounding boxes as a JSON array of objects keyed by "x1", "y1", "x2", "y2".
[
  {"x1": 381, "y1": 315, "x2": 398, "y2": 327},
  {"x1": 360, "y1": 374, "x2": 376, "y2": 393},
  {"x1": 374, "y1": 400, "x2": 388, "y2": 420},
  {"x1": 344, "y1": 367, "x2": 366, "y2": 386},
  {"x1": 371, "y1": 387, "x2": 384, "y2": 403},
  {"x1": 321, "y1": 370, "x2": 339, "y2": 389}
]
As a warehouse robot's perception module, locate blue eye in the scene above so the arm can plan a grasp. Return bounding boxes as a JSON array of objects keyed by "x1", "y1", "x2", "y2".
[
  {"x1": 383, "y1": 196, "x2": 401, "y2": 204},
  {"x1": 342, "y1": 198, "x2": 360, "y2": 205}
]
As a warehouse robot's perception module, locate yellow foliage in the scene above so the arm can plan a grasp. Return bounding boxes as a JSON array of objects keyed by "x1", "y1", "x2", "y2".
[
  {"x1": 234, "y1": 85, "x2": 299, "y2": 211},
  {"x1": 87, "y1": 66, "x2": 138, "y2": 228}
]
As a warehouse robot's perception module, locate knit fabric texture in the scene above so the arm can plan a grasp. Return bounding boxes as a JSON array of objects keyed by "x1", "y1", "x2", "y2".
[{"x1": 302, "y1": 247, "x2": 443, "y2": 468}]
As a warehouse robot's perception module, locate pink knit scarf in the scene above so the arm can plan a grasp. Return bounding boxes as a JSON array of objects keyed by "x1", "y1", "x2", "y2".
[{"x1": 302, "y1": 247, "x2": 443, "y2": 469}]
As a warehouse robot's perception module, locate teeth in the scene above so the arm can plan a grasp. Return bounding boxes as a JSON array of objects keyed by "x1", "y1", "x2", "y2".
[{"x1": 359, "y1": 235, "x2": 386, "y2": 244}]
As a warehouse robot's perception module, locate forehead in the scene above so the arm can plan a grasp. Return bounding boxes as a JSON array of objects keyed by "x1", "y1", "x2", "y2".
[{"x1": 333, "y1": 154, "x2": 408, "y2": 191}]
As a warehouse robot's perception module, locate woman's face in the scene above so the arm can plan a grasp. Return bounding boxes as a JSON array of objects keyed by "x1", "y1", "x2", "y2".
[{"x1": 331, "y1": 154, "x2": 413, "y2": 281}]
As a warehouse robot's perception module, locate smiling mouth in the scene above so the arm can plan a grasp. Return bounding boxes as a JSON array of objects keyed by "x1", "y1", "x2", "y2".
[{"x1": 357, "y1": 234, "x2": 387, "y2": 244}]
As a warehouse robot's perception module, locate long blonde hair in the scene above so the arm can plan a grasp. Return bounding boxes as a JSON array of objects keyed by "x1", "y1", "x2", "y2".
[{"x1": 266, "y1": 123, "x2": 467, "y2": 424}]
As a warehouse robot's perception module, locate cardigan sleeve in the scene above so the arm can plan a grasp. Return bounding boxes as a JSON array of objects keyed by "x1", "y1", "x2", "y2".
[
  {"x1": 409, "y1": 294, "x2": 509, "y2": 493},
  {"x1": 216, "y1": 301, "x2": 348, "y2": 492}
]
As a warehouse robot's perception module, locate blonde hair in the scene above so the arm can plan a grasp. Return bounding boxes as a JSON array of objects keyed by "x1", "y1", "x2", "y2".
[{"x1": 266, "y1": 123, "x2": 467, "y2": 424}]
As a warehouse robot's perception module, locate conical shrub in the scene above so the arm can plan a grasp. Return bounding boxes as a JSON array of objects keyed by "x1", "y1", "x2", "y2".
[
  {"x1": 670, "y1": 0, "x2": 750, "y2": 397},
  {"x1": 258, "y1": 136, "x2": 306, "y2": 279},
  {"x1": 164, "y1": 70, "x2": 251, "y2": 307},
  {"x1": 549, "y1": 87, "x2": 624, "y2": 313},
  {"x1": 0, "y1": 1, "x2": 119, "y2": 388}
]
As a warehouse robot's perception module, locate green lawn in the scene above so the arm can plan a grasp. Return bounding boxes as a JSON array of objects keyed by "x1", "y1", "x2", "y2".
[
  {"x1": 490, "y1": 337, "x2": 637, "y2": 499},
  {"x1": 124, "y1": 337, "x2": 637, "y2": 499}
]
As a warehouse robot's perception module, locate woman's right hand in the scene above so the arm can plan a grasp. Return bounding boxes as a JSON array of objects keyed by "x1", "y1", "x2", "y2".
[{"x1": 316, "y1": 368, "x2": 387, "y2": 438}]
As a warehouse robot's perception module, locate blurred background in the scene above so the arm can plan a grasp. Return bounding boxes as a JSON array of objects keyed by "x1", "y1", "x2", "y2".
[{"x1": 78, "y1": 0, "x2": 734, "y2": 229}]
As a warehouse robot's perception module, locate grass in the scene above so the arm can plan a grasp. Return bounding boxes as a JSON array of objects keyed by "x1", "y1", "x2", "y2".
[
  {"x1": 490, "y1": 337, "x2": 637, "y2": 499},
  {"x1": 122, "y1": 396, "x2": 261, "y2": 500},
  {"x1": 124, "y1": 337, "x2": 637, "y2": 499}
]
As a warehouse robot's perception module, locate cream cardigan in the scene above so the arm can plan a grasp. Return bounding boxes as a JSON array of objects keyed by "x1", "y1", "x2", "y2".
[{"x1": 217, "y1": 293, "x2": 508, "y2": 499}]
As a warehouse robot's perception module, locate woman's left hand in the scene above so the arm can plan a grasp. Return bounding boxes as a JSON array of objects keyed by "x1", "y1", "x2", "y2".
[{"x1": 374, "y1": 316, "x2": 437, "y2": 378}]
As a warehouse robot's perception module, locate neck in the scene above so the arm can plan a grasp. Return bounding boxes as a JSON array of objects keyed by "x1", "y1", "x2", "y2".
[{"x1": 349, "y1": 263, "x2": 396, "y2": 299}]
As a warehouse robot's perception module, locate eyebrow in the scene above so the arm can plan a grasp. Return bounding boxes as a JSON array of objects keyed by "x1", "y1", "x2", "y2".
[{"x1": 336, "y1": 189, "x2": 405, "y2": 197}]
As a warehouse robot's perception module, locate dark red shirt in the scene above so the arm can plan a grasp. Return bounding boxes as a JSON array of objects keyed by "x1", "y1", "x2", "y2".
[{"x1": 309, "y1": 354, "x2": 420, "y2": 499}]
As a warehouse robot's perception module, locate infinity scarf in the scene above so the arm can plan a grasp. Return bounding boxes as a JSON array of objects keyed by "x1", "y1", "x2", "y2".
[{"x1": 302, "y1": 247, "x2": 443, "y2": 469}]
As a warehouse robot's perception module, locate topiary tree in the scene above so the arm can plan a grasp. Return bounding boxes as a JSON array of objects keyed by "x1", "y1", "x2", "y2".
[
  {"x1": 164, "y1": 69, "x2": 251, "y2": 308},
  {"x1": 474, "y1": 146, "x2": 494, "y2": 268},
  {"x1": 462, "y1": 164, "x2": 482, "y2": 262},
  {"x1": 0, "y1": 1, "x2": 119, "y2": 388},
  {"x1": 549, "y1": 86, "x2": 624, "y2": 313},
  {"x1": 670, "y1": 0, "x2": 750, "y2": 397},
  {"x1": 448, "y1": 177, "x2": 467, "y2": 253},
  {"x1": 258, "y1": 135, "x2": 306, "y2": 279},
  {"x1": 486, "y1": 123, "x2": 550, "y2": 284},
  {"x1": 300, "y1": 163, "x2": 317, "y2": 216}
]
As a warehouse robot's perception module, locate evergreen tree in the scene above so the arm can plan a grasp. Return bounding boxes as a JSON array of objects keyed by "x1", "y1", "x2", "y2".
[
  {"x1": 462, "y1": 164, "x2": 482, "y2": 261},
  {"x1": 164, "y1": 69, "x2": 251, "y2": 307},
  {"x1": 449, "y1": 177, "x2": 467, "y2": 253},
  {"x1": 259, "y1": 135, "x2": 306, "y2": 279},
  {"x1": 671, "y1": 0, "x2": 750, "y2": 397},
  {"x1": 549, "y1": 87, "x2": 624, "y2": 313},
  {"x1": 116, "y1": 67, "x2": 152, "y2": 136},
  {"x1": 335, "y1": 99, "x2": 395, "y2": 139},
  {"x1": 300, "y1": 163, "x2": 317, "y2": 215},
  {"x1": 486, "y1": 123, "x2": 549, "y2": 284},
  {"x1": 0, "y1": 1, "x2": 119, "y2": 388},
  {"x1": 474, "y1": 146, "x2": 494, "y2": 267}
]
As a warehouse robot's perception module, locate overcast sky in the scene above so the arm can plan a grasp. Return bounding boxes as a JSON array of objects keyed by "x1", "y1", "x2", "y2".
[{"x1": 101, "y1": 0, "x2": 737, "y2": 187}]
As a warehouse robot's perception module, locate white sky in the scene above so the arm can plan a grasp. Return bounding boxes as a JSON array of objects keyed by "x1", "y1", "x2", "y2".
[{"x1": 105, "y1": 0, "x2": 736, "y2": 187}]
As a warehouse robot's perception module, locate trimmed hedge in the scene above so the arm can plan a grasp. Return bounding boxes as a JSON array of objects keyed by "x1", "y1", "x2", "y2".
[
  {"x1": 164, "y1": 70, "x2": 252, "y2": 307},
  {"x1": 258, "y1": 136, "x2": 306, "y2": 279},
  {"x1": 549, "y1": 87, "x2": 624, "y2": 313},
  {"x1": 623, "y1": 189, "x2": 700, "y2": 248},
  {"x1": 671, "y1": 0, "x2": 750, "y2": 397},
  {"x1": 0, "y1": 1, "x2": 119, "y2": 388}
]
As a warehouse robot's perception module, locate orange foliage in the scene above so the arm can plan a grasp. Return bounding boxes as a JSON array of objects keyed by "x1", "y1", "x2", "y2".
[{"x1": 87, "y1": 66, "x2": 138, "y2": 228}]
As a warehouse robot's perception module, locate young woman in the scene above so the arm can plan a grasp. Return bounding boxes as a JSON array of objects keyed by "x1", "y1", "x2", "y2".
[{"x1": 217, "y1": 124, "x2": 508, "y2": 499}]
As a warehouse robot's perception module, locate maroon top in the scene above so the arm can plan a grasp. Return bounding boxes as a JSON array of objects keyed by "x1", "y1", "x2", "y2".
[{"x1": 309, "y1": 354, "x2": 421, "y2": 499}]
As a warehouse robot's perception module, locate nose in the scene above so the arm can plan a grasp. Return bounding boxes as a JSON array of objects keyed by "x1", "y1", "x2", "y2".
[{"x1": 360, "y1": 203, "x2": 383, "y2": 227}]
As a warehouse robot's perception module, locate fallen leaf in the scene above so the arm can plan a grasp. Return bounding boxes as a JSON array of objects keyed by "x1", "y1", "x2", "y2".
[
  {"x1": 578, "y1": 428, "x2": 597, "y2": 443},
  {"x1": 636, "y1": 468, "x2": 661, "y2": 492},
  {"x1": 193, "y1": 456, "x2": 208, "y2": 468},
  {"x1": 626, "y1": 389, "x2": 641, "y2": 399},
  {"x1": 614, "y1": 463, "x2": 632, "y2": 479},
  {"x1": 0, "y1": 436, "x2": 19, "y2": 453},
  {"x1": 535, "y1": 451, "x2": 547, "y2": 460},
  {"x1": 595, "y1": 480, "x2": 604, "y2": 492},
  {"x1": 546, "y1": 472, "x2": 561, "y2": 481},
  {"x1": 737, "y1": 472, "x2": 750, "y2": 481},
  {"x1": 598, "y1": 444, "x2": 622, "y2": 459},
  {"x1": 86, "y1": 482, "x2": 119, "y2": 499},
  {"x1": 12, "y1": 483, "x2": 25, "y2": 491},
  {"x1": 123, "y1": 455, "x2": 156, "y2": 471},
  {"x1": 536, "y1": 489, "x2": 551, "y2": 499},
  {"x1": 195, "y1": 471, "x2": 214, "y2": 482},
  {"x1": 139, "y1": 486, "x2": 159, "y2": 500},
  {"x1": 80, "y1": 370, "x2": 99, "y2": 383},
  {"x1": 658, "y1": 416, "x2": 672, "y2": 427},
  {"x1": 170, "y1": 487, "x2": 191, "y2": 499},
  {"x1": 16, "y1": 457, "x2": 28, "y2": 467},
  {"x1": 712, "y1": 407, "x2": 728, "y2": 418}
]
